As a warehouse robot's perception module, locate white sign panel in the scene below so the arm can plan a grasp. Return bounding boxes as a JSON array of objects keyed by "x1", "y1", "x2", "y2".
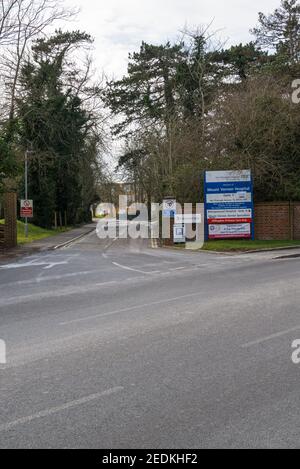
[
  {"x1": 207, "y1": 209, "x2": 252, "y2": 222},
  {"x1": 20, "y1": 199, "x2": 33, "y2": 218},
  {"x1": 209, "y1": 223, "x2": 251, "y2": 239},
  {"x1": 163, "y1": 199, "x2": 176, "y2": 211},
  {"x1": 173, "y1": 224, "x2": 186, "y2": 243},
  {"x1": 175, "y1": 214, "x2": 202, "y2": 224},
  {"x1": 205, "y1": 170, "x2": 251, "y2": 184},
  {"x1": 206, "y1": 192, "x2": 252, "y2": 204}
]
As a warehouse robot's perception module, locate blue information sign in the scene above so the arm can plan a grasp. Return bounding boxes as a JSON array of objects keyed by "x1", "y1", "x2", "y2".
[{"x1": 204, "y1": 170, "x2": 254, "y2": 240}]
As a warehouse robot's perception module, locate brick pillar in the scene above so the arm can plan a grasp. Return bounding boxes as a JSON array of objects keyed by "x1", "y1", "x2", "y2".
[
  {"x1": 4, "y1": 192, "x2": 17, "y2": 248},
  {"x1": 293, "y1": 203, "x2": 300, "y2": 240}
]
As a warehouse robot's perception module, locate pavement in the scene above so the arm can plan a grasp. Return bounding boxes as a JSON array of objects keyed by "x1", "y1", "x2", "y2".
[
  {"x1": 0, "y1": 223, "x2": 96, "y2": 263},
  {"x1": 1, "y1": 226, "x2": 300, "y2": 448}
]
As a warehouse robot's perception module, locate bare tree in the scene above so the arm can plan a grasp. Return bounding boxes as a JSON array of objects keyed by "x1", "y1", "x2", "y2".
[
  {"x1": 0, "y1": 0, "x2": 19, "y2": 45},
  {"x1": 0, "y1": 0, "x2": 78, "y2": 124}
]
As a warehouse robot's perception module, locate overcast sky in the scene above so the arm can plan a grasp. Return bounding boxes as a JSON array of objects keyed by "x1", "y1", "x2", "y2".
[{"x1": 65, "y1": 0, "x2": 280, "y2": 79}]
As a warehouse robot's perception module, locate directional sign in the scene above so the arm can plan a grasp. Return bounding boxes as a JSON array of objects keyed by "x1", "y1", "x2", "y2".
[
  {"x1": 204, "y1": 170, "x2": 254, "y2": 240},
  {"x1": 175, "y1": 214, "x2": 202, "y2": 224},
  {"x1": 163, "y1": 199, "x2": 176, "y2": 218},
  {"x1": 20, "y1": 199, "x2": 33, "y2": 218},
  {"x1": 206, "y1": 209, "x2": 252, "y2": 224}
]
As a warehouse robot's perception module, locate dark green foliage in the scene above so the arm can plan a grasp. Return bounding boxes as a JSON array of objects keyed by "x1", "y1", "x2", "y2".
[
  {"x1": 17, "y1": 30, "x2": 97, "y2": 228},
  {"x1": 104, "y1": 36, "x2": 228, "y2": 136},
  {"x1": 104, "y1": 41, "x2": 189, "y2": 135},
  {"x1": 107, "y1": 3, "x2": 300, "y2": 204},
  {"x1": 0, "y1": 126, "x2": 20, "y2": 193},
  {"x1": 210, "y1": 76, "x2": 300, "y2": 201},
  {"x1": 209, "y1": 43, "x2": 268, "y2": 80}
]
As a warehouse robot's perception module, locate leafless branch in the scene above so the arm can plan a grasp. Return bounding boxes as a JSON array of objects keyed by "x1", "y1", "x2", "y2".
[{"x1": 0, "y1": 0, "x2": 79, "y2": 121}]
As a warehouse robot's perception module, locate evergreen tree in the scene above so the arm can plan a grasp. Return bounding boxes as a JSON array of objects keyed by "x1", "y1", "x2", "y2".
[
  {"x1": 17, "y1": 31, "x2": 96, "y2": 227},
  {"x1": 104, "y1": 41, "x2": 188, "y2": 136},
  {"x1": 252, "y1": 0, "x2": 300, "y2": 64}
]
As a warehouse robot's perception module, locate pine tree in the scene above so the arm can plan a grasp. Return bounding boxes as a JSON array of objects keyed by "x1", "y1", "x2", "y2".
[{"x1": 252, "y1": 0, "x2": 300, "y2": 64}]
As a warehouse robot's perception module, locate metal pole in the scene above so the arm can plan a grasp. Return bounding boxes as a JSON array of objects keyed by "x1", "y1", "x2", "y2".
[{"x1": 25, "y1": 150, "x2": 28, "y2": 238}]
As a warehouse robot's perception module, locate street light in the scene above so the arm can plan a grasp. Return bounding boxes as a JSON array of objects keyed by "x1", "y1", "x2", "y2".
[{"x1": 24, "y1": 149, "x2": 34, "y2": 238}]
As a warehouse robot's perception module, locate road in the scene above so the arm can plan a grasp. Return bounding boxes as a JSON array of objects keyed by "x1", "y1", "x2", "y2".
[{"x1": 0, "y1": 227, "x2": 300, "y2": 449}]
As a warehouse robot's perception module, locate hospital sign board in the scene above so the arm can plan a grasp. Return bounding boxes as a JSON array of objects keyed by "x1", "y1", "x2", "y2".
[{"x1": 204, "y1": 170, "x2": 254, "y2": 240}]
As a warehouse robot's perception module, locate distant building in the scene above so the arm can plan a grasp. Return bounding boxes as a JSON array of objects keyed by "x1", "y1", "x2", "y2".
[{"x1": 117, "y1": 183, "x2": 136, "y2": 205}]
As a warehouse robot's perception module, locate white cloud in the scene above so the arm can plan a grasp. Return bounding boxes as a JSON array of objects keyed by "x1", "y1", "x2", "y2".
[{"x1": 65, "y1": 0, "x2": 280, "y2": 78}]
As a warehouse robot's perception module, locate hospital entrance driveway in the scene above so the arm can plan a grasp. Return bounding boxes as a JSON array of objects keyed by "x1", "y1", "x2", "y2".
[{"x1": 0, "y1": 230, "x2": 300, "y2": 448}]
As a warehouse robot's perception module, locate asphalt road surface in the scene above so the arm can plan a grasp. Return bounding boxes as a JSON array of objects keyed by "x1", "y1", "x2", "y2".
[{"x1": 1, "y1": 227, "x2": 300, "y2": 449}]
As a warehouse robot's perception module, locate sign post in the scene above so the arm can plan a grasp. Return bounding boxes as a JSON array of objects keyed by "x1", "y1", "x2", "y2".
[
  {"x1": 21, "y1": 199, "x2": 33, "y2": 225},
  {"x1": 25, "y1": 150, "x2": 28, "y2": 238},
  {"x1": 204, "y1": 170, "x2": 254, "y2": 241},
  {"x1": 23, "y1": 149, "x2": 35, "y2": 237},
  {"x1": 162, "y1": 198, "x2": 176, "y2": 246},
  {"x1": 162, "y1": 198, "x2": 177, "y2": 218}
]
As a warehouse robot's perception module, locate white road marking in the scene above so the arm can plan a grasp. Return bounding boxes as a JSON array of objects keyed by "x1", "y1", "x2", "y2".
[
  {"x1": 0, "y1": 281, "x2": 118, "y2": 307},
  {"x1": 101, "y1": 237, "x2": 119, "y2": 253},
  {"x1": 27, "y1": 258, "x2": 42, "y2": 265},
  {"x1": 59, "y1": 291, "x2": 204, "y2": 326},
  {"x1": 43, "y1": 263, "x2": 64, "y2": 270},
  {"x1": 36, "y1": 270, "x2": 101, "y2": 282},
  {"x1": 0, "y1": 261, "x2": 68, "y2": 270},
  {"x1": 59, "y1": 230, "x2": 96, "y2": 249},
  {"x1": 112, "y1": 261, "x2": 160, "y2": 275},
  {"x1": 0, "y1": 387, "x2": 124, "y2": 433},
  {"x1": 242, "y1": 325, "x2": 300, "y2": 348},
  {"x1": 0, "y1": 270, "x2": 105, "y2": 287}
]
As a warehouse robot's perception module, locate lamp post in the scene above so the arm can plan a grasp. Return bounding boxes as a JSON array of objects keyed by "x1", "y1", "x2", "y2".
[
  {"x1": 24, "y1": 149, "x2": 34, "y2": 238},
  {"x1": 25, "y1": 150, "x2": 28, "y2": 238}
]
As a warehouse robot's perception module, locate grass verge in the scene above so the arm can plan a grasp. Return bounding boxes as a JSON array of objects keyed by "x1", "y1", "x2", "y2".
[
  {"x1": 202, "y1": 239, "x2": 300, "y2": 252},
  {"x1": 0, "y1": 219, "x2": 69, "y2": 245}
]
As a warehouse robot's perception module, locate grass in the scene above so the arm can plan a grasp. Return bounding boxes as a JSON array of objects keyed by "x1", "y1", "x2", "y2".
[
  {"x1": 202, "y1": 239, "x2": 300, "y2": 252},
  {"x1": 0, "y1": 219, "x2": 69, "y2": 245}
]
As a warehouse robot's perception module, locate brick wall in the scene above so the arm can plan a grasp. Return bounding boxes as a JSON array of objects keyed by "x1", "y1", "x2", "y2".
[{"x1": 255, "y1": 202, "x2": 300, "y2": 240}]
